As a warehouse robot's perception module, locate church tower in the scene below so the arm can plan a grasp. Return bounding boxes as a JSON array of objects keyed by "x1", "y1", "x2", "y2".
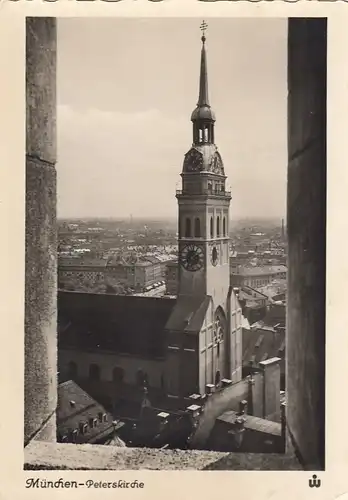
[
  {"x1": 164, "y1": 22, "x2": 242, "y2": 402},
  {"x1": 177, "y1": 23, "x2": 231, "y2": 307}
]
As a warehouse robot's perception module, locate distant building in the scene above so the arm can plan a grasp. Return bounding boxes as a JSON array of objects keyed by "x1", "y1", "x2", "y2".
[
  {"x1": 235, "y1": 285, "x2": 269, "y2": 324},
  {"x1": 58, "y1": 255, "x2": 168, "y2": 293},
  {"x1": 165, "y1": 260, "x2": 178, "y2": 295},
  {"x1": 265, "y1": 301, "x2": 286, "y2": 327},
  {"x1": 207, "y1": 409, "x2": 284, "y2": 453},
  {"x1": 130, "y1": 405, "x2": 194, "y2": 449},
  {"x1": 230, "y1": 252, "x2": 251, "y2": 271},
  {"x1": 196, "y1": 358, "x2": 284, "y2": 453},
  {"x1": 242, "y1": 324, "x2": 285, "y2": 390},
  {"x1": 231, "y1": 265, "x2": 287, "y2": 288},
  {"x1": 57, "y1": 380, "x2": 126, "y2": 446}
]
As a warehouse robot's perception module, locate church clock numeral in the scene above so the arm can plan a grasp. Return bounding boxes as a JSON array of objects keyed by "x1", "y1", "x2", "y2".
[{"x1": 180, "y1": 244, "x2": 204, "y2": 272}]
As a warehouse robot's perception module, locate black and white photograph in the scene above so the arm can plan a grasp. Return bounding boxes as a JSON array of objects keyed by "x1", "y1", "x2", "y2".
[{"x1": 23, "y1": 16, "x2": 326, "y2": 472}]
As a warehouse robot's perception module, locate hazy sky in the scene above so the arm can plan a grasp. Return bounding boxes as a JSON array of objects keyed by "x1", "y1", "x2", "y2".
[{"x1": 57, "y1": 18, "x2": 287, "y2": 220}]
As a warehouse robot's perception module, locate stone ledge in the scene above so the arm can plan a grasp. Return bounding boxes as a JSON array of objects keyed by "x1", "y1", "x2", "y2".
[
  {"x1": 203, "y1": 452, "x2": 302, "y2": 470},
  {"x1": 24, "y1": 442, "x2": 302, "y2": 471}
]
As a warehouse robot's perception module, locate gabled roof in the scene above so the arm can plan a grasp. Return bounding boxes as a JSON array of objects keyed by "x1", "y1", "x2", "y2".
[
  {"x1": 57, "y1": 380, "x2": 125, "y2": 445},
  {"x1": 164, "y1": 295, "x2": 211, "y2": 334},
  {"x1": 243, "y1": 327, "x2": 285, "y2": 366},
  {"x1": 217, "y1": 410, "x2": 281, "y2": 436},
  {"x1": 58, "y1": 291, "x2": 176, "y2": 358},
  {"x1": 240, "y1": 286, "x2": 269, "y2": 300}
]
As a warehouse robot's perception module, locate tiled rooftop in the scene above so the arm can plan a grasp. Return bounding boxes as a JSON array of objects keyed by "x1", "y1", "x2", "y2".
[
  {"x1": 57, "y1": 380, "x2": 124, "y2": 445},
  {"x1": 58, "y1": 291, "x2": 176, "y2": 358},
  {"x1": 232, "y1": 266, "x2": 287, "y2": 277},
  {"x1": 217, "y1": 411, "x2": 281, "y2": 436}
]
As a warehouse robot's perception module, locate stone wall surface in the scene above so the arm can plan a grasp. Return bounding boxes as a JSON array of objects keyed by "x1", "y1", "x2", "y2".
[
  {"x1": 24, "y1": 442, "x2": 301, "y2": 471},
  {"x1": 25, "y1": 17, "x2": 57, "y2": 446},
  {"x1": 287, "y1": 18, "x2": 326, "y2": 469}
]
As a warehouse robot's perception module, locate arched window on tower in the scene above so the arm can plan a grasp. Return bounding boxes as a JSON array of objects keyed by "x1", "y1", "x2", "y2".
[
  {"x1": 185, "y1": 218, "x2": 191, "y2": 238},
  {"x1": 204, "y1": 127, "x2": 208, "y2": 142},
  {"x1": 194, "y1": 218, "x2": 201, "y2": 237},
  {"x1": 89, "y1": 364, "x2": 100, "y2": 382},
  {"x1": 210, "y1": 217, "x2": 214, "y2": 238},
  {"x1": 112, "y1": 366, "x2": 124, "y2": 384},
  {"x1": 217, "y1": 216, "x2": 220, "y2": 237},
  {"x1": 199, "y1": 129, "x2": 203, "y2": 143},
  {"x1": 223, "y1": 217, "x2": 226, "y2": 237}
]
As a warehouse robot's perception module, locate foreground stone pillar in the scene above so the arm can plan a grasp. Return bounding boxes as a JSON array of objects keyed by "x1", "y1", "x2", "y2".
[
  {"x1": 25, "y1": 18, "x2": 57, "y2": 445},
  {"x1": 287, "y1": 18, "x2": 326, "y2": 469}
]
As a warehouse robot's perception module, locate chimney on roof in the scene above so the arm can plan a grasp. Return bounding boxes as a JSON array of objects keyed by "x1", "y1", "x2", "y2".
[
  {"x1": 259, "y1": 357, "x2": 281, "y2": 421},
  {"x1": 246, "y1": 375, "x2": 254, "y2": 416},
  {"x1": 228, "y1": 414, "x2": 246, "y2": 449},
  {"x1": 238, "y1": 399, "x2": 247, "y2": 416}
]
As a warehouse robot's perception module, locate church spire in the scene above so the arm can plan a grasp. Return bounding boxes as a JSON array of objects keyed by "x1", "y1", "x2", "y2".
[
  {"x1": 198, "y1": 21, "x2": 209, "y2": 107},
  {"x1": 191, "y1": 21, "x2": 216, "y2": 145}
]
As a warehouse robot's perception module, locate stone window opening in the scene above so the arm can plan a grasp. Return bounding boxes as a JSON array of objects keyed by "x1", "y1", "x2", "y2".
[
  {"x1": 216, "y1": 216, "x2": 220, "y2": 237},
  {"x1": 210, "y1": 216, "x2": 214, "y2": 238},
  {"x1": 194, "y1": 217, "x2": 201, "y2": 238},
  {"x1": 185, "y1": 217, "x2": 191, "y2": 238}
]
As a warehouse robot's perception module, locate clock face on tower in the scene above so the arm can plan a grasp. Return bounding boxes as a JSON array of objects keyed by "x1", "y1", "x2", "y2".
[
  {"x1": 183, "y1": 148, "x2": 203, "y2": 173},
  {"x1": 210, "y1": 153, "x2": 224, "y2": 175},
  {"x1": 211, "y1": 246, "x2": 219, "y2": 266},
  {"x1": 180, "y1": 244, "x2": 204, "y2": 272}
]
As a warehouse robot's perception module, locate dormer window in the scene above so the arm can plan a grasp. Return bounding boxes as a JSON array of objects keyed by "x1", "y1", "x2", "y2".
[
  {"x1": 89, "y1": 417, "x2": 98, "y2": 428},
  {"x1": 79, "y1": 422, "x2": 88, "y2": 435}
]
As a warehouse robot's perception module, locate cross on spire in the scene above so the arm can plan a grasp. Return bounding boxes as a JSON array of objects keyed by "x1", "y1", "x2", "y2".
[{"x1": 200, "y1": 20, "x2": 208, "y2": 42}]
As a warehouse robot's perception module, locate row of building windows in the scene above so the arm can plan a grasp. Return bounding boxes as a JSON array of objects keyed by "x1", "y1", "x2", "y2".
[
  {"x1": 59, "y1": 411, "x2": 108, "y2": 443},
  {"x1": 68, "y1": 362, "x2": 154, "y2": 387},
  {"x1": 183, "y1": 216, "x2": 227, "y2": 238},
  {"x1": 67, "y1": 362, "x2": 169, "y2": 391}
]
